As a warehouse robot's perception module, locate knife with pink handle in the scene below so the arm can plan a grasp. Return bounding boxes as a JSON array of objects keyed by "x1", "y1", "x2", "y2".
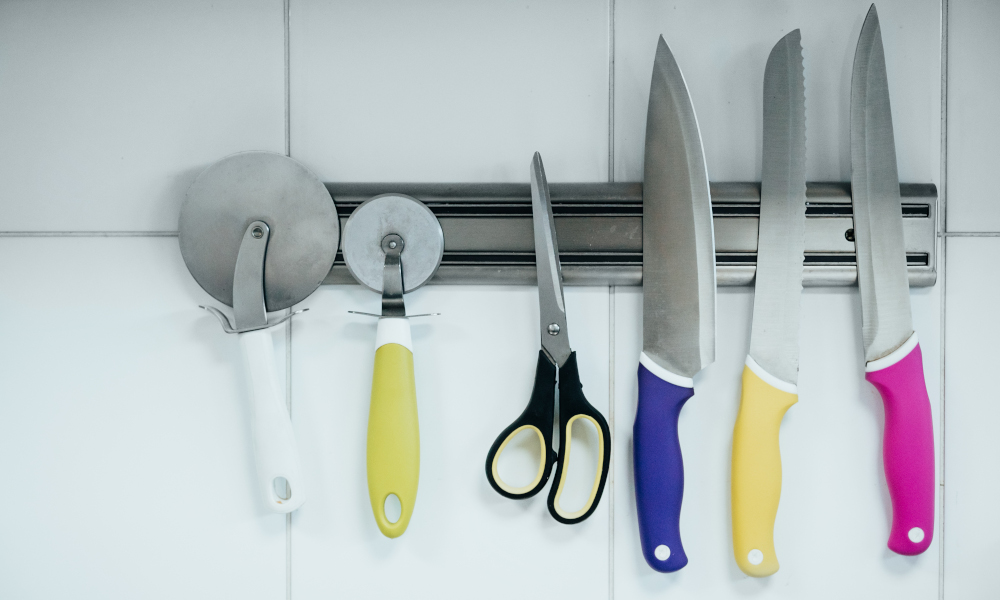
[
  {"x1": 851, "y1": 4, "x2": 934, "y2": 555},
  {"x1": 864, "y1": 334, "x2": 934, "y2": 553}
]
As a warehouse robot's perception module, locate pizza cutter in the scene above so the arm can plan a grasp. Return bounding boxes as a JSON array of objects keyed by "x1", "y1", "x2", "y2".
[
  {"x1": 178, "y1": 151, "x2": 339, "y2": 513},
  {"x1": 342, "y1": 194, "x2": 443, "y2": 538}
]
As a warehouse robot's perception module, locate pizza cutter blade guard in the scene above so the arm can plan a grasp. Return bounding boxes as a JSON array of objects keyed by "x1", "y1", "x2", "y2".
[
  {"x1": 342, "y1": 194, "x2": 444, "y2": 537},
  {"x1": 178, "y1": 151, "x2": 339, "y2": 513}
]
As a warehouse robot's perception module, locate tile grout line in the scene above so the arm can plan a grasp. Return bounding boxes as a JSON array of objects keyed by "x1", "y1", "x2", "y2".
[
  {"x1": 938, "y1": 1, "x2": 948, "y2": 598},
  {"x1": 607, "y1": 0, "x2": 615, "y2": 183},
  {"x1": 284, "y1": 0, "x2": 291, "y2": 159},
  {"x1": 0, "y1": 231, "x2": 178, "y2": 237},
  {"x1": 607, "y1": 3, "x2": 616, "y2": 596},
  {"x1": 284, "y1": 1, "x2": 293, "y2": 599},
  {"x1": 285, "y1": 313, "x2": 294, "y2": 600},
  {"x1": 939, "y1": 231, "x2": 1000, "y2": 237},
  {"x1": 608, "y1": 285, "x2": 615, "y2": 600}
]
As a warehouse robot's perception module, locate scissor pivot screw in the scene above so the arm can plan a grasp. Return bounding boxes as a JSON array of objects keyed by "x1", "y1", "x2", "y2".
[{"x1": 547, "y1": 323, "x2": 561, "y2": 336}]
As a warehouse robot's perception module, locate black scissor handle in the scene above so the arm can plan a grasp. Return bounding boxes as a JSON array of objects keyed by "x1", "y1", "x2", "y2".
[
  {"x1": 546, "y1": 351, "x2": 612, "y2": 524},
  {"x1": 486, "y1": 350, "x2": 558, "y2": 499}
]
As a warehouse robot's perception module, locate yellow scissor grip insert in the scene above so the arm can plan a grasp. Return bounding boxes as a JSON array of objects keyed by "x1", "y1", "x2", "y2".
[
  {"x1": 491, "y1": 424, "x2": 546, "y2": 495},
  {"x1": 552, "y1": 414, "x2": 605, "y2": 520}
]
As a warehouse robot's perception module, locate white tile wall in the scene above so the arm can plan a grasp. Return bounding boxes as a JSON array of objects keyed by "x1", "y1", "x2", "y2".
[
  {"x1": 944, "y1": 238, "x2": 1000, "y2": 599},
  {"x1": 288, "y1": 0, "x2": 611, "y2": 183},
  {"x1": 945, "y1": 0, "x2": 1000, "y2": 232},
  {"x1": 0, "y1": 238, "x2": 286, "y2": 598},
  {"x1": 0, "y1": 0, "x2": 286, "y2": 232},
  {"x1": 943, "y1": 2, "x2": 1000, "y2": 598},
  {"x1": 2, "y1": 0, "x2": 994, "y2": 598}
]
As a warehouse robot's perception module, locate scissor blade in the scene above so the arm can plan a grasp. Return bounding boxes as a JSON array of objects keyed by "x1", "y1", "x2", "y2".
[
  {"x1": 851, "y1": 4, "x2": 913, "y2": 362},
  {"x1": 531, "y1": 152, "x2": 571, "y2": 367}
]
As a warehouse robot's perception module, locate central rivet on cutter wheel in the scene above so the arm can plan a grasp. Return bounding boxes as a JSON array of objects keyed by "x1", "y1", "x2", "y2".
[{"x1": 547, "y1": 323, "x2": 561, "y2": 336}]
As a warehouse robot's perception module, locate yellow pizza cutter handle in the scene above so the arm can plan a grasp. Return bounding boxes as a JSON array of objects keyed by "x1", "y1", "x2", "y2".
[{"x1": 367, "y1": 318, "x2": 420, "y2": 538}]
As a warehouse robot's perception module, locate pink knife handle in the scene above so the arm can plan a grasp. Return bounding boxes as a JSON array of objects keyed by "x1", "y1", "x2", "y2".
[{"x1": 865, "y1": 337, "x2": 934, "y2": 555}]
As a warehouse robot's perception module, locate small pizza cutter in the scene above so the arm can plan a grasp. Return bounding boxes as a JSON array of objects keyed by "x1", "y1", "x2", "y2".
[
  {"x1": 178, "y1": 151, "x2": 339, "y2": 513},
  {"x1": 342, "y1": 194, "x2": 444, "y2": 538}
]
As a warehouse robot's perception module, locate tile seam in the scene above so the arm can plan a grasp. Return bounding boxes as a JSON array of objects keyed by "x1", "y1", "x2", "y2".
[
  {"x1": 0, "y1": 231, "x2": 178, "y2": 237},
  {"x1": 938, "y1": 1, "x2": 948, "y2": 598},
  {"x1": 284, "y1": 0, "x2": 293, "y2": 598},
  {"x1": 608, "y1": 285, "x2": 615, "y2": 600},
  {"x1": 607, "y1": 0, "x2": 615, "y2": 184}
]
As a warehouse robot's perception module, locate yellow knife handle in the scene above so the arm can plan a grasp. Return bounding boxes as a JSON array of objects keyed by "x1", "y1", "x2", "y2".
[
  {"x1": 731, "y1": 358, "x2": 798, "y2": 577},
  {"x1": 367, "y1": 318, "x2": 420, "y2": 538}
]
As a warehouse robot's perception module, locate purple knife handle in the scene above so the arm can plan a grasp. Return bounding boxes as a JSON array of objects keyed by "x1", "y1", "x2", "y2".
[
  {"x1": 865, "y1": 339, "x2": 934, "y2": 555},
  {"x1": 634, "y1": 362, "x2": 694, "y2": 572}
]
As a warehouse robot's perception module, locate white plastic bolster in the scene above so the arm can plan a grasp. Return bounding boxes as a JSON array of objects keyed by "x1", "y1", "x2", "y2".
[
  {"x1": 745, "y1": 355, "x2": 798, "y2": 395},
  {"x1": 639, "y1": 352, "x2": 694, "y2": 388},
  {"x1": 865, "y1": 331, "x2": 919, "y2": 372},
  {"x1": 375, "y1": 317, "x2": 413, "y2": 352}
]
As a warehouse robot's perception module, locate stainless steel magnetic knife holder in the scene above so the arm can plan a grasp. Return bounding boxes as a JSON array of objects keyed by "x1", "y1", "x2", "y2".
[{"x1": 321, "y1": 181, "x2": 936, "y2": 288}]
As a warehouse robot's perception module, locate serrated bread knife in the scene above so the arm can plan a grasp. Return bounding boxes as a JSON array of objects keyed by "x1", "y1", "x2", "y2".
[
  {"x1": 851, "y1": 4, "x2": 934, "y2": 555},
  {"x1": 634, "y1": 36, "x2": 716, "y2": 573},
  {"x1": 730, "y1": 29, "x2": 806, "y2": 578}
]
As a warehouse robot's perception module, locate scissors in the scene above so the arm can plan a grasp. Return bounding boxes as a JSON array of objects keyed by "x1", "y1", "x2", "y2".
[{"x1": 485, "y1": 152, "x2": 612, "y2": 524}]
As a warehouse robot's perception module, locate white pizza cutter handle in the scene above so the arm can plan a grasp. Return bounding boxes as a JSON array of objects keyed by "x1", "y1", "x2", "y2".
[{"x1": 239, "y1": 328, "x2": 305, "y2": 513}]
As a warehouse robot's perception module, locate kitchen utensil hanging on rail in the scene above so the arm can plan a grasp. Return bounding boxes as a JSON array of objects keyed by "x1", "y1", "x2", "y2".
[
  {"x1": 178, "y1": 151, "x2": 340, "y2": 512},
  {"x1": 850, "y1": 4, "x2": 934, "y2": 556},
  {"x1": 633, "y1": 35, "x2": 716, "y2": 573},
  {"x1": 730, "y1": 29, "x2": 806, "y2": 578},
  {"x1": 485, "y1": 152, "x2": 612, "y2": 524},
  {"x1": 342, "y1": 193, "x2": 444, "y2": 538}
]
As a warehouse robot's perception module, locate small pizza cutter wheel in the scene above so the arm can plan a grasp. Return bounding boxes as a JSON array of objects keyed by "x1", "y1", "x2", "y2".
[
  {"x1": 178, "y1": 151, "x2": 339, "y2": 513},
  {"x1": 342, "y1": 194, "x2": 444, "y2": 538}
]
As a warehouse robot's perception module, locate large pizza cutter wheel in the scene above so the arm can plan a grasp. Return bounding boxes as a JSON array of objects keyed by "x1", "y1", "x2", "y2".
[
  {"x1": 179, "y1": 151, "x2": 339, "y2": 513},
  {"x1": 342, "y1": 194, "x2": 444, "y2": 537}
]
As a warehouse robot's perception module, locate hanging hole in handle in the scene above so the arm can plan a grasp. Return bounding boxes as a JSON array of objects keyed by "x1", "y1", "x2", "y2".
[
  {"x1": 492, "y1": 425, "x2": 546, "y2": 495},
  {"x1": 273, "y1": 477, "x2": 291, "y2": 502},
  {"x1": 384, "y1": 494, "x2": 402, "y2": 524},
  {"x1": 553, "y1": 415, "x2": 604, "y2": 519}
]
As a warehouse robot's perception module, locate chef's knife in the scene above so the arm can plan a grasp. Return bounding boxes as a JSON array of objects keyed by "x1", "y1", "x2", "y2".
[
  {"x1": 634, "y1": 35, "x2": 716, "y2": 573},
  {"x1": 851, "y1": 4, "x2": 934, "y2": 556},
  {"x1": 731, "y1": 29, "x2": 806, "y2": 578}
]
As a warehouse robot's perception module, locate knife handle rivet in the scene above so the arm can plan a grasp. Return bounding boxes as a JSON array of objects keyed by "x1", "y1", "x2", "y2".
[
  {"x1": 908, "y1": 527, "x2": 925, "y2": 543},
  {"x1": 748, "y1": 549, "x2": 764, "y2": 565},
  {"x1": 845, "y1": 228, "x2": 855, "y2": 242},
  {"x1": 654, "y1": 545, "x2": 670, "y2": 561},
  {"x1": 251, "y1": 226, "x2": 264, "y2": 239},
  {"x1": 547, "y1": 323, "x2": 561, "y2": 336}
]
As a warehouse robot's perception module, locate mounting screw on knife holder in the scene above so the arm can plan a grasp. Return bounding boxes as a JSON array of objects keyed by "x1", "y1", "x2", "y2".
[
  {"x1": 342, "y1": 194, "x2": 444, "y2": 538},
  {"x1": 178, "y1": 151, "x2": 339, "y2": 513}
]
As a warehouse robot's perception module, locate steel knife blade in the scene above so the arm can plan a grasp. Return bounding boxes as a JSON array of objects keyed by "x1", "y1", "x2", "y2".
[
  {"x1": 634, "y1": 35, "x2": 715, "y2": 573},
  {"x1": 731, "y1": 29, "x2": 806, "y2": 578},
  {"x1": 851, "y1": 3, "x2": 934, "y2": 556}
]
